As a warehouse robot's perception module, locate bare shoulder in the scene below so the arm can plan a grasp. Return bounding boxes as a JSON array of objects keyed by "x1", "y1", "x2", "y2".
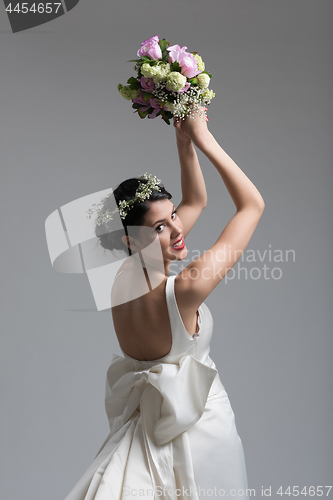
[{"x1": 173, "y1": 271, "x2": 200, "y2": 314}]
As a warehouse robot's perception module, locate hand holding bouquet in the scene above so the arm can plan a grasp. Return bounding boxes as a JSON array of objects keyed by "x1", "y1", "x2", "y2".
[{"x1": 118, "y1": 35, "x2": 215, "y2": 125}]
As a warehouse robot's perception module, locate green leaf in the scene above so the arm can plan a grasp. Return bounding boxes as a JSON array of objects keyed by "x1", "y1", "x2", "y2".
[
  {"x1": 170, "y1": 61, "x2": 181, "y2": 72},
  {"x1": 138, "y1": 108, "x2": 149, "y2": 119},
  {"x1": 160, "y1": 108, "x2": 171, "y2": 125},
  {"x1": 161, "y1": 50, "x2": 169, "y2": 62},
  {"x1": 158, "y1": 39, "x2": 169, "y2": 53},
  {"x1": 188, "y1": 77, "x2": 199, "y2": 84},
  {"x1": 142, "y1": 92, "x2": 154, "y2": 101},
  {"x1": 127, "y1": 76, "x2": 138, "y2": 85},
  {"x1": 132, "y1": 103, "x2": 141, "y2": 109},
  {"x1": 127, "y1": 77, "x2": 141, "y2": 90},
  {"x1": 202, "y1": 71, "x2": 213, "y2": 78}
]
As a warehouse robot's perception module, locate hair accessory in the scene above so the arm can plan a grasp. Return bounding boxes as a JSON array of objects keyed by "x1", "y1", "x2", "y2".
[{"x1": 86, "y1": 173, "x2": 161, "y2": 226}]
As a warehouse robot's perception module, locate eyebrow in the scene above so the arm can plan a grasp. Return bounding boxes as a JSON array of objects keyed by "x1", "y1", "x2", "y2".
[{"x1": 151, "y1": 205, "x2": 176, "y2": 227}]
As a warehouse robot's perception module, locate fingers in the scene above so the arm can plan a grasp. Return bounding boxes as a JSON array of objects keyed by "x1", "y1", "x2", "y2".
[
  {"x1": 173, "y1": 117, "x2": 182, "y2": 129},
  {"x1": 188, "y1": 106, "x2": 209, "y2": 123},
  {"x1": 173, "y1": 106, "x2": 209, "y2": 133}
]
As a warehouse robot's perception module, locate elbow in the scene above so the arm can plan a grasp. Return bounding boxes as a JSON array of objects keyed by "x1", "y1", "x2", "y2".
[
  {"x1": 240, "y1": 198, "x2": 265, "y2": 214},
  {"x1": 258, "y1": 198, "x2": 265, "y2": 213},
  {"x1": 254, "y1": 194, "x2": 265, "y2": 213},
  {"x1": 248, "y1": 198, "x2": 265, "y2": 215},
  {"x1": 196, "y1": 197, "x2": 207, "y2": 210},
  {"x1": 255, "y1": 201, "x2": 265, "y2": 217}
]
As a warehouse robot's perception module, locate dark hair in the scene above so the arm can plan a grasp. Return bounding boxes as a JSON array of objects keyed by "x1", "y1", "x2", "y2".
[{"x1": 95, "y1": 177, "x2": 172, "y2": 254}]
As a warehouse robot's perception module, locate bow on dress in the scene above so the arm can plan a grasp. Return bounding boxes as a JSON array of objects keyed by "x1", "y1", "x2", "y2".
[{"x1": 65, "y1": 354, "x2": 223, "y2": 500}]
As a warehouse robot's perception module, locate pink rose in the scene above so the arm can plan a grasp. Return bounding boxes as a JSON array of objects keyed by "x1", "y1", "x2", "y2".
[
  {"x1": 132, "y1": 92, "x2": 147, "y2": 106},
  {"x1": 140, "y1": 76, "x2": 155, "y2": 92},
  {"x1": 166, "y1": 44, "x2": 188, "y2": 63},
  {"x1": 148, "y1": 108, "x2": 159, "y2": 119},
  {"x1": 149, "y1": 98, "x2": 162, "y2": 109},
  {"x1": 178, "y1": 52, "x2": 201, "y2": 78},
  {"x1": 178, "y1": 81, "x2": 191, "y2": 93},
  {"x1": 147, "y1": 98, "x2": 162, "y2": 119},
  {"x1": 137, "y1": 35, "x2": 162, "y2": 60},
  {"x1": 167, "y1": 44, "x2": 201, "y2": 78},
  {"x1": 133, "y1": 94, "x2": 162, "y2": 120}
]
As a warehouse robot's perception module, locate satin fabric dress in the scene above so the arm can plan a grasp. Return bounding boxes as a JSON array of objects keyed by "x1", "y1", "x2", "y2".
[{"x1": 64, "y1": 274, "x2": 249, "y2": 500}]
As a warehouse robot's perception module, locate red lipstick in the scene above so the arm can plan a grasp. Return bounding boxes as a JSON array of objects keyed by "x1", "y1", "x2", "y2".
[{"x1": 171, "y1": 236, "x2": 185, "y2": 250}]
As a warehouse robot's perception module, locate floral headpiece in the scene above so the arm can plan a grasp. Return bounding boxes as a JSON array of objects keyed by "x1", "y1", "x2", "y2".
[
  {"x1": 86, "y1": 173, "x2": 161, "y2": 226},
  {"x1": 117, "y1": 35, "x2": 215, "y2": 125}
]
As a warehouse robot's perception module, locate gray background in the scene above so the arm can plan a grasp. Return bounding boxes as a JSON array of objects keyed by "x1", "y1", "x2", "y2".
[{"x1": 0, "y1": 1, "x2": 332, "y2": 499}]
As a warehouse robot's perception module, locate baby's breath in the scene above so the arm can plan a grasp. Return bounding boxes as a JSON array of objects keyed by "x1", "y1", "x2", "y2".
[
  {"x1": 86, "y1": 173, "x2": 162, "y2": 225},
  {"x1": 152, "y1": 82, "x2": 210, "y2": 120}
]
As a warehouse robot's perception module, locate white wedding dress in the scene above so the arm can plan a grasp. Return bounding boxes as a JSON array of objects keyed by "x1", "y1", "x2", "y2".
[{"x1": 64, "y1": 274, "x2": 249, "y2": 500}]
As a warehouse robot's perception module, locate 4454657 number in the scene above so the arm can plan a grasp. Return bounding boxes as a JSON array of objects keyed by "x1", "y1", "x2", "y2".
[{"x1": 5, "y1": 3, "x2": 62, "y2": 14}]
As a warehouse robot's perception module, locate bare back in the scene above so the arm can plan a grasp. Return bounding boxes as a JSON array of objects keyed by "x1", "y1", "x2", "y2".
[{"x1": 111, "y1": 272, "x2": 200, "y2": 361}]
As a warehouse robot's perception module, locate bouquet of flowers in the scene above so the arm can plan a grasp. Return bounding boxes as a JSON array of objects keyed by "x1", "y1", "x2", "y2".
[{"x1": 117, "y1": 35, "x2": 215, "y2": 125}]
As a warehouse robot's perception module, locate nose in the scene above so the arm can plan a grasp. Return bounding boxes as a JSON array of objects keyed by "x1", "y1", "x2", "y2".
[{"x1": 170, "y1": 218, "x2": 182, "y2": 237}]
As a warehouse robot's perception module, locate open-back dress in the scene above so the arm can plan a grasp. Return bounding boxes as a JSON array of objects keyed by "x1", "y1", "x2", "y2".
[{"x1": 64, "y1": 274, "x2": 249, "y2": 500}]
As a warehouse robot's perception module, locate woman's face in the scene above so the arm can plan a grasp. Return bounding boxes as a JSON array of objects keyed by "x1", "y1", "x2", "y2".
[{"x1": 142, "y1": 199, "x2": 188, "y2": 263}]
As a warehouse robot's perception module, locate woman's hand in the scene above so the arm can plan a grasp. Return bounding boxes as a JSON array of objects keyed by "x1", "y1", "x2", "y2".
[
  {"x1": 174, "y1": 106, "x2": 210, "y2": 150},
  {"x1": 173, "y1": 116, "x2": 192, "y2": 147}
]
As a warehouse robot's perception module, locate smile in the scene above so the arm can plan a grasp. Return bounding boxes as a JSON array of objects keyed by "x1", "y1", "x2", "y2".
[{"x1": 171, "y1": 237, "x2": 185, "y2": 250}]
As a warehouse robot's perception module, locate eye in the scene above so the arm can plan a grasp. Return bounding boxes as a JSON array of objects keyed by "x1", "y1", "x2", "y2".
[{"x1": 155, "y1": 210, "x2": 177, "y2": 233}]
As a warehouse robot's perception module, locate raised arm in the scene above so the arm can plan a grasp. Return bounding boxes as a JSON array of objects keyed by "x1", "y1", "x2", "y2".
[
  {"x1": 174, "y1": 118, "x2": 207, "y2": 238},
  {"x1": 176, "y1": 110, "x2": 265, "y2": 309}
]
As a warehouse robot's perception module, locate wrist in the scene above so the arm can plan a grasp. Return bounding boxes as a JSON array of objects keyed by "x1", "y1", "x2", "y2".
[
  {"x1": 176, "y1": 134, "x2": 192, "y2": 148},
  {"x1": 192, "y1": 131, "x2": 214, "y2": 152}
]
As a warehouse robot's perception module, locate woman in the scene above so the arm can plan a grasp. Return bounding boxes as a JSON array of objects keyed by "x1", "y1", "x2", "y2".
[{"x1": 65, "y1": 110, "x2": 264, "y2": 500}]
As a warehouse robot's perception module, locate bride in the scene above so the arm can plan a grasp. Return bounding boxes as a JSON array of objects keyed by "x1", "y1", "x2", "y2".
[
  {"x1": 106, "y1": 110, "x2": 264, "y2": 362},
  {"x1": 65, "y1": 109, "x2": 264, "y2": 499}
]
